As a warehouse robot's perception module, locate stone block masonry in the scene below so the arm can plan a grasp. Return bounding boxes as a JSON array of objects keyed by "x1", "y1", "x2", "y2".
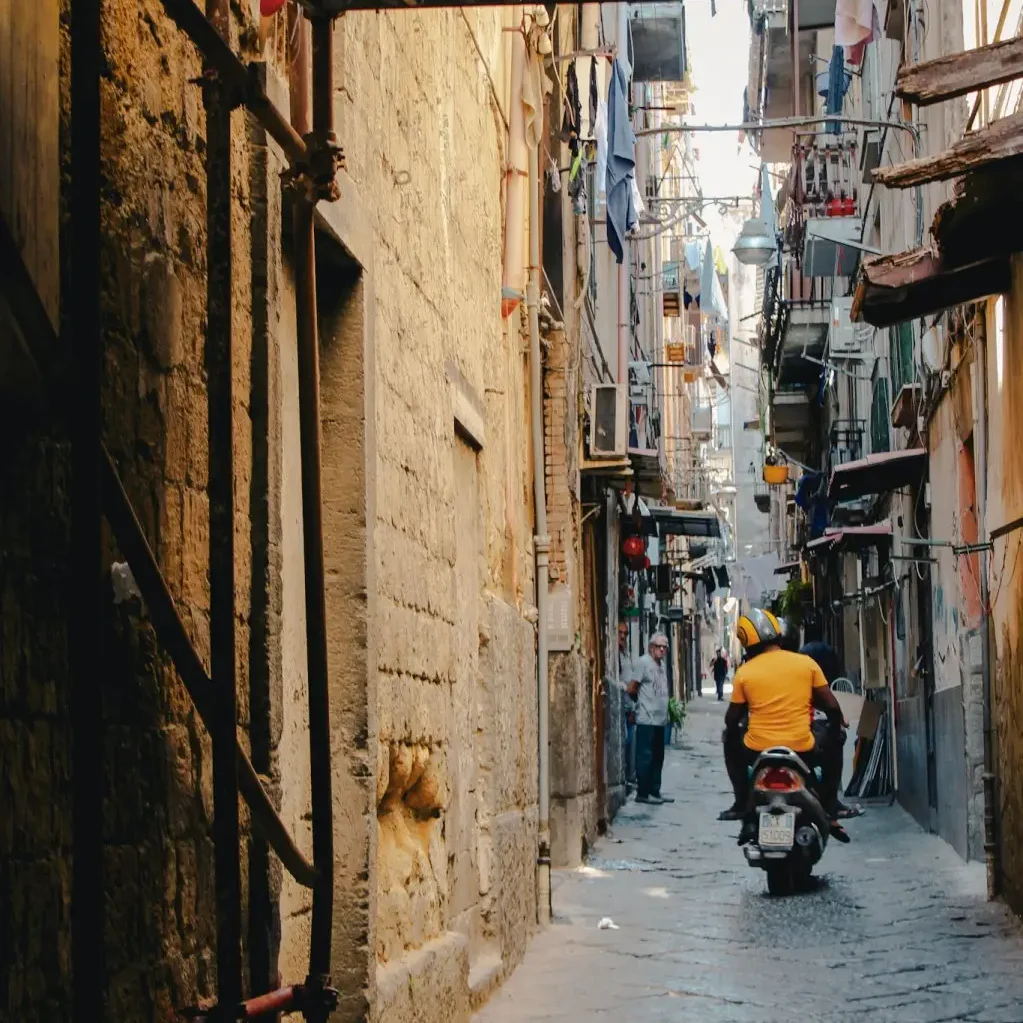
[{"x1": 1, "y1": 4, "x2": 545, "y2": 1022}]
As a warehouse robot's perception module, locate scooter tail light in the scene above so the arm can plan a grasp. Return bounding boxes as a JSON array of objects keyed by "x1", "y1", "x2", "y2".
[{"x1": 754, "y1": 766, "x2": 803, "y2": 792}]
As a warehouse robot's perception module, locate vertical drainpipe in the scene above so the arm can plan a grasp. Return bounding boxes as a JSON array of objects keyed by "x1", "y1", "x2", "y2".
[
  {"x1": 289, "y1": 4, "x2": 337, "y2": 1004},
  {"x1": 973, "y1": 331, "x2": 999, "y2": 898},
  {"x1": 526, "y1": 51, "x2": 552, "y2": 926},
  {"x1": 791, "y1": 0, "x2": 801, "y2": 118},
  {"x1": 70, "y1": 0, "x2": 105, "y2": 1016},
  {"x1": 205, "y1": 0, "x2": 244, "y2": 1013}
]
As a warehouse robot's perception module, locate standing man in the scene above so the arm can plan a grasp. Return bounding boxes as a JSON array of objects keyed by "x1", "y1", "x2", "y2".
[
  {"x1": 629, "y1": 633, "x2": 674, "y2": 805},
  {"x1": 618, "y1": 621, "x2": 639, "y2": 791},
  {"x1": 710, "y1": 648, "x2": 730, "y2": 702}
]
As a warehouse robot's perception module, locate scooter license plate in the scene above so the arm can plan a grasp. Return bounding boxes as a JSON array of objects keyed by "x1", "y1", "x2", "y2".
[{"x1": 759, "y1": 811, "x2": 795, "y2": 848}]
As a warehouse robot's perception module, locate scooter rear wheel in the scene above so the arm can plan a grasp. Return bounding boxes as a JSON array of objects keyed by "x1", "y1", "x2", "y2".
[{"x1": 766, "y1": 864, "x2": 795, "y2": 897}]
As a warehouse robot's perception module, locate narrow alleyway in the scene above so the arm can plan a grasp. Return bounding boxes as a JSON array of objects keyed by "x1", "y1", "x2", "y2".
[{"x1": 477, "y1": 699, "x2": 1023, "y2": 1023}]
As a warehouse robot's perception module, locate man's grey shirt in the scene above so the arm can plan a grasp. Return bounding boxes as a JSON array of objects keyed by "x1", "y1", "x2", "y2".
[{"x1": 635, "y1": 653, "x2": 669, "y2": 726}]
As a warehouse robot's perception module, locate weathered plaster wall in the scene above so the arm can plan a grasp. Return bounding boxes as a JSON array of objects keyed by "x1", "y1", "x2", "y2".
[
  {"x1": 987, "y1": 256, "x2": 1023, "y2": 913},
  {"x1": 544, "y1": 328, "x2": 598, "y2": 867},
  {"x1": 325, "y1": 9, "x2": 540, "y2": 1020}
]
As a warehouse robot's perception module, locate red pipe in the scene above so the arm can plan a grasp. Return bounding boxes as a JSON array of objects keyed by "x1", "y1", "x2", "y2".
[{"x1": 242, "y1": 986, "x2": 299, "y2": 1018}]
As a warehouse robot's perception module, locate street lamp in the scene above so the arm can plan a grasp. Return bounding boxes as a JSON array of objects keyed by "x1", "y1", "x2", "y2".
[
  {"x1": 733, "y1": 164, "x2": 778, "y2": 267},
  {"x1": 732, "y1": 218, "x2": 777, "y2": 266}
]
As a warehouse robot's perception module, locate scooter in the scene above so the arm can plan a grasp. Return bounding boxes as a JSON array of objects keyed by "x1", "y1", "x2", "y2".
[{"x1": 739, "y1": 746, "x2": 845, "y2": 896}]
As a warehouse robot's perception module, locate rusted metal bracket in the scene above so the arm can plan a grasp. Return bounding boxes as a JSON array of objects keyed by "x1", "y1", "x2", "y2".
[{"x1": 160, "y1": 0, "x2": 305, "y2": 159}]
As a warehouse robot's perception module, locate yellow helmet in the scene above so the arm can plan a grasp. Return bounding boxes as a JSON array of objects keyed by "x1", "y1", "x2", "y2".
[{"x1": 736, "y1": 608, "x2": 782, "y2": 650}]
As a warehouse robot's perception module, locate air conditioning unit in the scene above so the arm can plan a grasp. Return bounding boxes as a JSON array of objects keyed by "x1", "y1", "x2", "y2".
[
  {"x1": 829, "y1": 297, "x2": 859, "y2": 355},
  {"x1": 588, "y1": 383, "x2": 628, "y2": 458}
]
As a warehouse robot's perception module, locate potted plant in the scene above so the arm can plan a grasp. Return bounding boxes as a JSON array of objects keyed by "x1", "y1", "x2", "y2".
[{"x1": 779, "y1": 578, "x2": 813, "y2": 628}]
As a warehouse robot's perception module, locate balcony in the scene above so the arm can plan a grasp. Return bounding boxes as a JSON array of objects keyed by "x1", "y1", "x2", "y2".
[
  {"x1": 629, "y1": 3, "x2": 687, "y2": 84},
  {"x1": 754, "y1": 481, "x2": 772, "y2": 513},
  {"x1": 747, "y1": 0, "x2": 817, "y2": 162},
  {"x1": 663, "y1": 260, "x2": 681, "y2": 317},
  {"x1": 692, "y1": 404, "x2": 713, "y2": 440},
  {"x1": 629, "y1": 379, "x2": 665, "y2": 497},
  {"x1": 788, "y1": 135, "x2": 862, "y2": 278},
  {"x1": 764, "y1": 260, "x2": 843, "y2": 388},
  {"x1": 829, "y1": 418, "x2": 866, "y2": 468},
  {"x1": 772, "y1": 388, "x2": 812, "y2": 462}
]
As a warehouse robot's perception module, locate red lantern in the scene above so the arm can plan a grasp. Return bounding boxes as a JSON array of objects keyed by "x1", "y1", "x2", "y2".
[{"x1": 623, "y1": 535, "x2": 646, "y2": 559}]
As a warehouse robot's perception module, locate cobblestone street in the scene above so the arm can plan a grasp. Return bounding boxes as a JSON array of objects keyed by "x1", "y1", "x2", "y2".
[{"x1": 476, "y1": 699, "x2": 1023, "y2": 1023}]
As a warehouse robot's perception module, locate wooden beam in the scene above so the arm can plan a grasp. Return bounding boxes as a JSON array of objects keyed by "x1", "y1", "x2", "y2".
[
  {"x1": 896, "y1": 35, "x2": 1023, "y2": 105},
  {"x1": 872, "y1": 110, "x2": 1023, "y2": 188}
]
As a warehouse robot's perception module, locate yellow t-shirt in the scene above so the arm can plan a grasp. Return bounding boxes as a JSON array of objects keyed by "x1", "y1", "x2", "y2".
[{"x1": 730, "y1": 647, "x2": 828, "y2": 753}]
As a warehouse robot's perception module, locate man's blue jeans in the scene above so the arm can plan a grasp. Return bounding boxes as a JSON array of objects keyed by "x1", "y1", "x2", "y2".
[
  {"x1": 635, "y1": 723, "x2": 665, "y2": 799},
  {"x1": 625, "y1": 721, "x2": 637, "y2": 784}
]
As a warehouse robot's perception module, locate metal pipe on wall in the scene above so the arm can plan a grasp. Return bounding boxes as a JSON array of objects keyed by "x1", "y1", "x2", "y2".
[
  {"x1": 205, "y1": 0, "x2": 244, "y2": 1012},
  {"x1": 973, "y1": 328, "x2": 1000, "y2": 898},
  {"x1": 526, "y1": 63, "x2": 552, "y2": 926},
  {"x1": 70, "y1": 0, "x2": 105, "y2": 1015},
  {"x1": 289, "y1": 5, "x2": 336, "y2": 997}
]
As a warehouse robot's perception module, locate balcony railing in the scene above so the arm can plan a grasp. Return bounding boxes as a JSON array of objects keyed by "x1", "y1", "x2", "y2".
[
  {"x1": 663, "y1": 260, "x2": 681, "y2": 317},
  {"x1": 828, "y1": 418, "x2": 865, "y2": 476},
  {"x1": 629, "y1": 396, "x2": 661, "y2": 452},
  {"x1": 787, "y1": 133, "x2": 862, "y2": 278}
]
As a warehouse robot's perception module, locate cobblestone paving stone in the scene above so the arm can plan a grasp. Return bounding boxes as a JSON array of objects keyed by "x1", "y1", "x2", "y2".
[{"x1": 476, "y1": 699, "x2": 1023, "y2": 1023}]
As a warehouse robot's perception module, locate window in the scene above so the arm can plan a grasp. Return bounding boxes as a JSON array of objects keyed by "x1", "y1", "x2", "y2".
[
  {"x1": 870, "y1": 376, "x2": 891, "y2": 453},
  {"x1": 888, "y1": 321, "x2": 914, "y2": 395},
  {"x1": 715, "y1": 424, "x2": 732, "y2": 450}
]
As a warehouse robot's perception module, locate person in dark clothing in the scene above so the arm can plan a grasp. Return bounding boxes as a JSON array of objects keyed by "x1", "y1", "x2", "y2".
[
  {"x1": 799, "y1": 638, "x2": 863, "y2": 820},
  {"x1": 800, "y1": 640, "x2": 841, "y2": 683},
  {"x1": 710, "y1": 649, "x2": 729, "y2": 701}
]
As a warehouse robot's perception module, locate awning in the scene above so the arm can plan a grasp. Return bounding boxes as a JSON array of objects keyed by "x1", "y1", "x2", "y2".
[
  {"x1": 853, "y1": 158, "x2": 1021, "y2": 328},
  {"x1": 805, "y1": 521, "x2": 893, "y2": 555},
  {"x1": 649, "y1": 506, "x2": 722, "y2": 538},
  {"x1": 773, "y1": 560, "x2": 802, "y2": 575},
  {"x1": 828, "y1": 449, "x2": 927, "y2": 501},
  {"x1": 852, "y1": 246, "x2": 1012, "y2": 328}
]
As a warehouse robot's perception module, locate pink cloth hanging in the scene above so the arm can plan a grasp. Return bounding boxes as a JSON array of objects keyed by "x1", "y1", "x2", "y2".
[{"x1": 835, "y1": 0, "x2": 877, "y2": 65}]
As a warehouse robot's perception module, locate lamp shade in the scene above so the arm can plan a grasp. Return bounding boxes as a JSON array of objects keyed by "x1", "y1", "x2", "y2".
[{"x1": 732, "y1": 217, "x2": 776, "y2": 266}]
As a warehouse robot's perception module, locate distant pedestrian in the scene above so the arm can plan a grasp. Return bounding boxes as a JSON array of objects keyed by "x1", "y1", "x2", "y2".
[
  {"x1": 710, "y1": 648, "x2": 730, "y2": 701},
  {"x1": 618, "y1": 621, "x2": 638, "y2": 790},
  {"x1": 630, "y1": 633, "x2": 673, "y2": 805}
]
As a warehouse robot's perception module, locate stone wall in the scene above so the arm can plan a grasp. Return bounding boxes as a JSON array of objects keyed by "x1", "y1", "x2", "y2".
[
  {"x1": 543, "y1": 328, "x2": 597, "y2": 866},
  {"x1": 2, "y1": 3, "x2": 543, "y2": 1022},
  {"x1": 988, "y1": 256, "x2": 1023, "y2": 914}
]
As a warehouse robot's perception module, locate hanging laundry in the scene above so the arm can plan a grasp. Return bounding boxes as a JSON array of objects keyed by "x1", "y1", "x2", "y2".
[
  {"x1": 835, "y1": 0, "x2": 877, "y2": 65},
  {"x1": 561, "y1": 62, "x2": 582, "y2": 156},
  {"x1": 594, "y1": 97, "x2": 609, "y2": 198},
  {"x1": 825, "y1": 45, "x2": 846, "y2": 133},
  {"x1": 683, "y1": 288, "x2": 693, "y2": 310},
  {"x1": 699, "y1": 238, "x2": 727, "y2": 320},
  {"x1": 630, "y1": 177, "x2": 646, "y2": 219},
  {"x1": 522, "y1": 50, "x2": 551, "y2": 150},
  {"x1": 588, "y1": 58, "x2": 599, "y2": 139},
  {"x1": 605, "y1": 59, "x2": 638, "y2": 264}
]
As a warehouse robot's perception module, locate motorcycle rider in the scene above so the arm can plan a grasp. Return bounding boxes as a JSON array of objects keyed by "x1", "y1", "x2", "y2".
[{"x1": 717, "y1": 608, "x2": 848, "y2": 839}]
